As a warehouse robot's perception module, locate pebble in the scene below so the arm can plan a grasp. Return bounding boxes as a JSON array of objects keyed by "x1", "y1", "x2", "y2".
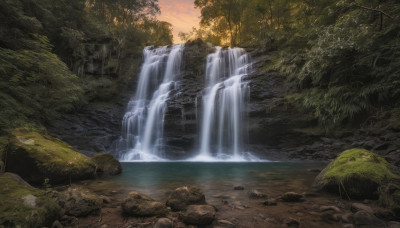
[
  {"x1": 263, "y1": 198, "x2": 277, "y2": 206},
  {"x1": 248, "y1": 189, "x2": 267, "y2": 199},
  {"x1": 351, "y1": 203, "x2": 373, "y2": 214},
  {"x1": 320, "y1": 205, "x2": 341, "y2": 212},
  {"x1": 280, "y1": 192, "x2": 304, "y2": 202},
  {"x1": 234, "y1": 186, "x2": 244, "y2": 190}
]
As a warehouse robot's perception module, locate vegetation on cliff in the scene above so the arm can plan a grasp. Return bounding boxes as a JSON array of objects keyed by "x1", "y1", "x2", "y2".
[
  {"x1": 193, "y1": 0, "x2": 400, "y2": 133},
  {"x1": 0, "y1": 0, "x2": 173, "y2": 149}
]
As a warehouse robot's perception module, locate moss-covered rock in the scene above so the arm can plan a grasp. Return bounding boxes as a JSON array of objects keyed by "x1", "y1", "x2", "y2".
[
  {"x1": 5, "y1": 130, "x2": 96, "y2": 184},
  {"x1": 57, "y1": 186, "x2": 102, "y2": 217},
  {"x1": 121, "y1": 191, "x2": 168, "y2": 217},
  {"x1": 0, "y1": 173, "x2": 61, "y2": 227},
  {"x1": 313, "y1": 148, "x2": 398, "y2": 199},
  {"x1": 91, "y1": 153, "x2": 122, "y2": 175}
]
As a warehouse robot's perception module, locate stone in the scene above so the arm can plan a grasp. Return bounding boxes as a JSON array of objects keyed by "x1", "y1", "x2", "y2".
[
  {"x1": 91, "y1": 153, "x2": 122, "y2": 175},
  {"x1": 248, "y1": 189, "x2": 267, "y2": 199},
  {"x1": 351, "y1": 203, "x2": 373, "y2": 214},
  {"x1": 319, "y1": 205, "x2": 341, "y2": 212},
  {"x1": 313, "y1": 148, "x2": 397, "y2": 199},
  {"x1": 218, "y1": 219, "x2": 235, "y2": 227},
  {"x1": 263, "y1": 198, "x2": 277, "y2": 206},
  {"x1": 0, "y1": 173, "x2": 61, "y2": 227},
  {"x1": 154, "y1": 218, "x2": 173, "y2": 228},
  {"x1": 5, "y1": 130, "x2": 96, "y2": 184},
  {"x1": 51, "y1": 220, "x2": 63, "y2": 228},
  {"x1": 342, "y1": 224, "x2": 354, "y2": 228},
  {"x1": 182, "y1": 205, "x2": 216, "y2": 226},
  {"x1": 59, "y1": 215, "x2": 77, "y2": 226},
  {"x1": 284, "y1": 217, "x2": 299, "y2": 227},
  {"x1": 280, "y1": 192, "x2": 304, "y2": 202},
  {"x1": 100, "y1": 195, "x2": 112, "y2": 204},
  {"x1": 166, "y1": 186, "x2": 206, "y2": 211},
  {"x1": 58, "y1": 187, "x2": 102, "y2": 217},
  {"x1": 388, "y1": 221, "x2": 400, "y2": 228},
  {"x1": 353, "y1": 210, "x2": 384, "y2": 226},
  {"x1": 341, "y1": 213, "x2": 354, "y2": 223},
  {"x1": 121, "y1": 191, "x2": 168, "y2": 217},
  {"x1": 234, "y1": 186, "x2": 244, "y2": 190}
]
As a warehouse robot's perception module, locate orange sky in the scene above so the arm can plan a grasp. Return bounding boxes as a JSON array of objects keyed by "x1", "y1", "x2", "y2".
[{"x1": 158, "y1": 0, "x2": 200, "y2": 43}]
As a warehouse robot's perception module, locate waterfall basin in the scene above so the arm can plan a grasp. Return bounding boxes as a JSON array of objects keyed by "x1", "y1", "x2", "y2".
[{"x1": 72, "y1": 161, "x2": 345, "y2": 228}]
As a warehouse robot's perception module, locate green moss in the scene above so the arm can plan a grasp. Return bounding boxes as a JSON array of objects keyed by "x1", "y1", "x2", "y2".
[
  {"x1": 0, "y1": 174, "x2": 60, "y2": 227},
  {"x1": 91, "y1": 153, "x2": 122, "y2": 175},
  {"x1": 315, "y1": 148, "x2": 398, "y2": 199},
  {"x1": 6, "y1": 130, "x2": 96, "y2": 184},
  {"x1": 323, "y1": 148, "x2": 396, "y2": 184}
]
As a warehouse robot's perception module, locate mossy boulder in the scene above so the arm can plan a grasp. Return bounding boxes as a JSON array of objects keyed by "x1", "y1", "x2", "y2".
[
  {"x1": 57, "y1": 187, "x2": 102, "y2": 217},
  {"x1": 91, "y1": 153, "x2": 122, "y2": 175},
  {"x1": 166, "y1": 186, "x2": 206, "y2": 211},
  {"x1": 313, "y1": 148, "x2": 398, "y2": 199},
  {"x1": 121, "y1": 191, "x2": 168, "y2": 217},
  {"x1": 5, "y1": 130, "x2": 96, "y2": 184},
  {"x1": 0, "y1": 173, "x2": 61, "y2": 227}
]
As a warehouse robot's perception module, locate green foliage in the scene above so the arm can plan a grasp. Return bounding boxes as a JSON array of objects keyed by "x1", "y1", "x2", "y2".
[
  {"x1": 0, "y1": 35, "x2": 84, "y2": 134},
  {"x1": 0, "y1": 0, "x2": 173, "y2": 136}
]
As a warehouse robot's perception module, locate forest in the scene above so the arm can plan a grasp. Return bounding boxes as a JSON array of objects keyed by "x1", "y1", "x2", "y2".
[{"x1": 1, "y1": 0, "x2": 400, "y2": 227}]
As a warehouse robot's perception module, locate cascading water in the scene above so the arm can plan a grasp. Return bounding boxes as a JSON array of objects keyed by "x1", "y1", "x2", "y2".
[
  {"x1": 193, "y1": 47, "x2": 252, "y2": 161},
  {"x1": 118, "y1": 44, "x2": 184, "y2": 161}
]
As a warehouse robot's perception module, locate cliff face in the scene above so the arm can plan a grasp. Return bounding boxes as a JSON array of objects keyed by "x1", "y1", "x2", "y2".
[{"x1": 48, "y1": 41, "x2": 400, "y2": 163}]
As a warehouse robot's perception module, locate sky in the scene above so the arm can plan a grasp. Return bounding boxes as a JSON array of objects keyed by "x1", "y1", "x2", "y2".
[{"x1": 157, "y1": 0, "x2": 200, "y2": 43}]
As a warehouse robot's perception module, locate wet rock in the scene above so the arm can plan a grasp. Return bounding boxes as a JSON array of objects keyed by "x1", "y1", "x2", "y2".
[
  {"x1": 374, "y1": 208, "x2": 397, "y2": 220},
  {"x1": 234, "y1": 186, "x2": 244, "y2": 190},
  {"x1": 122, "y1": 191, "x2": 168, "y2": 217},
  {"x1": 182, "y1": 205, "x2": 216, "y2": 226},
  {"x1": 263, "y1": 198, "x2": 277, "y2": 206},
  {"x1": 342, "y1": 224, "x2": 354, "y2": 228},
  {"x1": 91, "y1": 153, "x2": 122, "y2": 175},
  {"x1": 60, "y1": 215, "x2": 77, "y2": 226},
  {"x1": 280, "y1": 192, "x2": 304, "y2": 202},
  {"x1": 154, "y1": 218, "x2": 173, "y2": 228},
  {"x1": 51, "y1": 220, "x2": 63, "y2": 228},
  {"x1": 388, "y1": 221, "x2": 400, "y2": 228},
  {"x1": 341, "y1": 213, "x2": 354, "y2": 223},
  {"x1": 218, "y1": 219, "x2": 235, "y2": 227},
  {"x1": 320, "y1": 205, "x2": 341, "y2": 212},
  {"x1": 353, "y1": 210, "x2": 384, "y2": 226},
  {"x1": 166, "y1": 186, "x2": 206, "y2": 211},
  {"x1": 351, "y1": 203, "x2": 373, "y2": 214},
  {"x1": 284, "y1": 217, "x2": 299, "y2": 227},
  {"x1": 58, "y1": 187, "x2": 102, "y2": 217},
  {"x1": 248, "y1": 189, "x2": 267, "y2": 199},
  {"x1": 100, "y1": 195, "x2": 112, "y2": 204}
]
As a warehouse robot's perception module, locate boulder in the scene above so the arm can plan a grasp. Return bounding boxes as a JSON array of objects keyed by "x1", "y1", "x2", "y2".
[
  {"x1": 280, "y1": 192, "x2": 304, "y2": 202},
  {"x1": 248, "y1": 189, "x2": 267, "y2": 199},
  {"x1": 57, "y1": 187, "x2": 102, "y2": 217},
  {"x1": 353, "y1": 210, "x2": 384, "y2": 226},
  {"x1": 154, "y1": 218, "x2": 173, "y2": 228},
  {"x1": 166, "y1": 186, "x2": 206, "y2": 211},
  {"x1": 182, "y1": 205, "x2": 216, "y2": 226},
  {"x1": 0, "y1": 173, "x2": 60, "y2": 227},
  {"x1": 5, "y1": 130, "x2": 96, "y2": 184},
  {"x1": 313, "y1": 148, "x2": 398, "y2": 199},
  {"x1": 91, "y1": 153, "x2": 122, "y2": 175},
  {"x1": 121, "y1": 191, "x2": 168, "y2": 216}
]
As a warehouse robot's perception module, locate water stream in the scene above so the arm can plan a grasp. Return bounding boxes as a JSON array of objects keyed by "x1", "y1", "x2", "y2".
[
  {"x1": 118, "y1": 45, "x2": 253, "y2": 161},
  {"x1": 117, "y1": 45, "x2": 184, "y2": 161}
]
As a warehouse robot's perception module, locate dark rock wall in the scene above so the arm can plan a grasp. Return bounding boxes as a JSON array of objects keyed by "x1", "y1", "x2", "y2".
[{"x1": 47, "y1": 42, "x2": 400, "y2": 163}]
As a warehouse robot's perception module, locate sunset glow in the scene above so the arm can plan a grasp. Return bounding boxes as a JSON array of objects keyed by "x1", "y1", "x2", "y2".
[{"x1": 158, "y1": 0, "x2": 200, "y2": 43}]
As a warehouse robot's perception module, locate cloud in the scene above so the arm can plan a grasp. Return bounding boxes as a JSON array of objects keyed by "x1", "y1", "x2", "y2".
[{"x1": 158, "y1": 0, "x2": 200, "y2": 43}]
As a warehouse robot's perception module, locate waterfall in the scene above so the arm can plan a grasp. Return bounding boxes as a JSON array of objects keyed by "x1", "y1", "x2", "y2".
[
  {"x1": 194, "y1": 47, "x2": 251, "y2": 161},
  {"x1": 118, "y1": 44, "x2": 184, "y2": 161}
]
